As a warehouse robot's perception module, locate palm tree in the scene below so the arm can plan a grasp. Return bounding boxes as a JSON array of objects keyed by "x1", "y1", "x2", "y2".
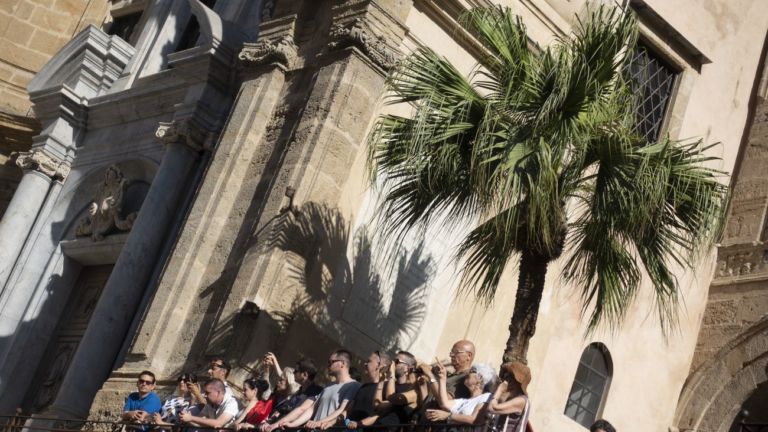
[{"x1": 367, "y1": 4, "x2": 727, "y2": 363}]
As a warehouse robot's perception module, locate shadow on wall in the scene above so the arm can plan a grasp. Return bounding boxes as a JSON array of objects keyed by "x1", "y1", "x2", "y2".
[
  {"x1": 271, "y1": 201, "x2": 434, "y2": 352},
  {"x1": 153, "y1": 202, "x2": 434, "y2": 395}
]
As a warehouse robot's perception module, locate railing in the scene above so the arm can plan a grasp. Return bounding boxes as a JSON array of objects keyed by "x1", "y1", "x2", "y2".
[
  {"x1": 741, "y1": 424, "x2": 768, "y2": 432},
  {"x1": 1, "y1": 414, "x2": 488, "y2": 432}
]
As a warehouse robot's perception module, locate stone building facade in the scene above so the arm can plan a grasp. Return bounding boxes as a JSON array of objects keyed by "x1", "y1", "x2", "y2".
[
  {"x1": 0, "y1": 1, "x2": 766, "y2": 432},
  {"x1": 0, "y1": 0, "x2": 109, "y2": 218}
]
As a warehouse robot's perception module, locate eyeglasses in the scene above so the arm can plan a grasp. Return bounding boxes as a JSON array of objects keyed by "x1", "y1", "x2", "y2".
[
  {"x1": 210, "y1": 363, "x2": 224, "y2": 369},
  {"x1": 449, "y1": 350, "x2": 468, "y2": 357},
  {"x1": 137, "y1": 379, "x2": 154, "y2": 385}
]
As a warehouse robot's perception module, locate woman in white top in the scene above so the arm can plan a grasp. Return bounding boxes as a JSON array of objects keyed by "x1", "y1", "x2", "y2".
[{"x1": 426, "y1": 362, "x2": 497, "y2": 425}]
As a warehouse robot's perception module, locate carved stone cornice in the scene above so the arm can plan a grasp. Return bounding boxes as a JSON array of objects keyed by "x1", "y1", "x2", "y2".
[
  {"x1": 155, "y1": 119, "x2": 212, "y2": 152},
  {"x1": 712, "y1": 241, "x2": 768, "y2": 285},
  {"x1": 28, "y1": 25, "x2": 134, "y2": 102},
  {"x1": 327, "y1": 1, "x2": 407, "y2": 71},
  {"x1": 239, "y1": 14, "x2": 298, "y2": 70},
  {"x1": 14, "y1": 150, "x2": 70, "y2": 181}
]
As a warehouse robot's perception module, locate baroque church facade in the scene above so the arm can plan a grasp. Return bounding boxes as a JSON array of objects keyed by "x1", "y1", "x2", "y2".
[{"x1": 0, "y1": 1, "x2": 767, "y2": 431}]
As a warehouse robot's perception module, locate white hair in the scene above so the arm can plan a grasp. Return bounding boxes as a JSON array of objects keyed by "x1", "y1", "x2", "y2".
[{"x1": 470, "y1": 363, "x2": 497, "y2": 391}]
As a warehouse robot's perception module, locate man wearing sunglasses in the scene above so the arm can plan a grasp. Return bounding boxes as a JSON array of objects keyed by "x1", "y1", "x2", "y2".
[
  {"x1": 121, "y1": 370, "x2": 162, "y2": 426},
  {"x1": 207, "y1": 356, "x2": 237, "y2": 405}
]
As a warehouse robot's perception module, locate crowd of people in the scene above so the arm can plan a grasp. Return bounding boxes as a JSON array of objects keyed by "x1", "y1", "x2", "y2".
[{"x1": 120, "y1": 340, "x2": 616, "y2": 432}]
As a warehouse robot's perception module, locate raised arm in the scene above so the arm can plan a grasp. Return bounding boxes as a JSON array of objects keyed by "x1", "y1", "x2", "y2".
[
  {"x1": 264, "y1": 353, "x2": 284, "y2": 378},
  {"x1": 375, "y1": 362, "x2": 396, "y2": 411},
  {"x1": 433, "y1": 361, "x2": 454, "y2": 411}
]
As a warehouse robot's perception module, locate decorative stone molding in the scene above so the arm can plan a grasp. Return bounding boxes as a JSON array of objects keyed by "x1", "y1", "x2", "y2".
[
  {"x1": 713, "y1": 241, "x2": 768, "y2": 284},
  {"x1": 239, "y1": 35, "x2": 299, "y2": 69},
  {"x1": 327, "y1": 1, "x2": 407, "y2": 71},
  {"x1": 328, "y1": 17, "x2": 399, "y2": 70},
  {"x1": 14, "y1": 150, "x2": 70, "y2": 181},
  {"x1": 239, "y1": 13, "x2": 299, "y2": 70},
  {"x1": 75, "y1": 165, "x2": 138, "y2": 241},
  {"x1": 155, "y1": 119, "x2": 212, "y2": 152},
  {"x1": 28, "y1": 25, "x2": 134, "y2": 101}
]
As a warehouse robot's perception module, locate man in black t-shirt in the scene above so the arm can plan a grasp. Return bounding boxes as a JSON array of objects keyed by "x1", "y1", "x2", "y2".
[
  {"x1": 376, "y1": 351, "x2": 419, "y2": 426},
  {"x1": 263, "y1": 358, "x2": 323, "y2": 431},
  {"x1": 346, "y1": 351, "x2": 392, "y2": 428}
]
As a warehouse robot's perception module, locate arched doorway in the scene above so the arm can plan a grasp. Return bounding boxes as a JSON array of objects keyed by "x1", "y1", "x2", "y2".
[{"x1": 675, "y1": 318, "x2": 768, "y2": 432}]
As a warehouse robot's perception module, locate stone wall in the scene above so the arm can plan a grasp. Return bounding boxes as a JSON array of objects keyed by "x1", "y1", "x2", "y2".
[
  {"x1": 675, "y1": 56, "x2": 768, "y2": 432},
  {"x1": 0, "y1": 0, "x2": 108, "y2": 218}
]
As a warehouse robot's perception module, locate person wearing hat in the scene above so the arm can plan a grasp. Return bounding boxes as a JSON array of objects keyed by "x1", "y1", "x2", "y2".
[{"x1": 488, "y1": 362, "x2": 531, "y2": 432}]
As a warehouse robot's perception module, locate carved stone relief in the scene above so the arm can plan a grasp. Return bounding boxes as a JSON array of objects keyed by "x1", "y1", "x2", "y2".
[
  {"x1": 155, "y1": 119, "x2": 212, "y2": 151},
  {"x1": 328, "y1": 17, "x2": 398, "y2": 70},
  {"x1": 714, "y1": 241, "x2": 768, "y2": 281},
  {"x1": 239, "y1": 35, "x2": 299, "y2": 69},
  {"x1": 14, "y1": 149, "x2": 70, "y2": 181},
  {"x1": 33, "y1": 342, "x2": 76, "y2": 411},
  {"x1": 75, "y1": 165, "x2": 138, "y2": 241},
  {"x1": 239, "y1": 14, "x2": 299, "y2": 70},
  {"x1": 25, "y1": 265, "x2": 113, "y2": 414}
]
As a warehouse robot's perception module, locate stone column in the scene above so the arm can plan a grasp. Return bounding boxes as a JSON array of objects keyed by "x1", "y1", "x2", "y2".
[
  {"x1": 0, "y1": 150, "x2": 68, "y2": 293},
  {"x1": 44, "y1": 120, "x2": 207, "y2": 418}
]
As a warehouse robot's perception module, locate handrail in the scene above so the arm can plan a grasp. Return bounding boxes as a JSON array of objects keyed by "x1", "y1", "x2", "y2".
[{"x1": 1, "y1": 414, "x2": 488, "y2": 432}]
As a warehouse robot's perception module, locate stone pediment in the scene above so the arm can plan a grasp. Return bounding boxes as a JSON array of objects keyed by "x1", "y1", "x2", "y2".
[{"x1": 27, "y1": 25, "x2": 135, "y2": 102}]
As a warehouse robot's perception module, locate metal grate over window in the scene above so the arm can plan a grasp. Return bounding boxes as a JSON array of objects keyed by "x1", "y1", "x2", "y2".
[
  {"x1": 625, "y1": 43, "x2": 679, "y2": 142},
  {"x1": 564, "y1": 343, "x2": 612, "y2": 428}
]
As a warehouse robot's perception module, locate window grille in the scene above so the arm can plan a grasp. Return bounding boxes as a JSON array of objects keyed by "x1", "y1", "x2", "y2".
[
  {"x1": 564, "y1": 343, "x2": 612, "y2": 428},
  {"x1": 625, "y1": 43, "x2": 679, "y2": 142}
]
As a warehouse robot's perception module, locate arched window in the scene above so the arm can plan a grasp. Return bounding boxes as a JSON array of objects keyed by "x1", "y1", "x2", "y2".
[{"x1": 564, "y1": 343, "x2": 613, "y2": 428}]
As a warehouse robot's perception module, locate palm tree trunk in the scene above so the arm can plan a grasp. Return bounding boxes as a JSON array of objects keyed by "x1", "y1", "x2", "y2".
[{"x1": 503, "y1": 251, "x2": 549, "y2": 364}]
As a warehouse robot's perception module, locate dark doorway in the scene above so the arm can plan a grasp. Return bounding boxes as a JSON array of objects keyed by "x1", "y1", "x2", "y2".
[{"x1": 22, "y1": 265, "x2": 114, "y2": 413}]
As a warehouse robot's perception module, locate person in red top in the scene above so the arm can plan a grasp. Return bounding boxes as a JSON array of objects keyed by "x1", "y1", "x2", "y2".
[{"x1": 235, "y1": 378, "x2": 273, "y2": 430}]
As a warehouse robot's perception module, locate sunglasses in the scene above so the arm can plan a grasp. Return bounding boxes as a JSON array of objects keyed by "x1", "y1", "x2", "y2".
[
  {"x1": 137, "y1": 379, "x2": 154, "y2": 385},
  {"x1": 210, "y1": 363, "x2": 224, "y2": 369}
]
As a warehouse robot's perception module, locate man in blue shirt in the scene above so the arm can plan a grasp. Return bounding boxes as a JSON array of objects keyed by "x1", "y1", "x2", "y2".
[{"x1": 121, "y1": 370, "x2": 162, "y2": 425}]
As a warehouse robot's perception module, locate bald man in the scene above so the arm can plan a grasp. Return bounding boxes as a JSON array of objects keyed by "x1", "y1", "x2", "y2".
[
  {"x1": 445, "y1": 340, "x2": 475, "y2": 398},
  {"x1": 420, "y1": 340, "x2": 476, "y2": 400}
]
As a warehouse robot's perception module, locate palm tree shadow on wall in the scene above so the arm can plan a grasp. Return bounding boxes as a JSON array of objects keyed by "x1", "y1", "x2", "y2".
[{"x1": 272, "y1": 202, "x2": 434, "y2": 351}]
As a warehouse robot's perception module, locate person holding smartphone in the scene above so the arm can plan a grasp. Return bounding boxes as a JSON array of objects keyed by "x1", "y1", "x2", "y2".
[
  {"x1": 345, "y1": 350, "x2": 392, "y2": 429},
  {"x1": 152, "y1": 372, "x2": 204, "y2": 426}
]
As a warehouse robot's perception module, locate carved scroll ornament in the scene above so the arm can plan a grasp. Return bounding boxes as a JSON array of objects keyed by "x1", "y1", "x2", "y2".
[
  {"x1": 155, "y1": 119, "x2": 211, "y2": 151},
  {"x1": 75, "y1": 165, "x2": 138, "y2": 241},
  {"x1": 239, "y1": 35, "x2": 299, "y2": 69},
  {"x1": 328, "y1": 18, "x2": 398, "y2": 70},
  {"x1": 15, "y1": 150, "x2": 70, "y2": 180}
]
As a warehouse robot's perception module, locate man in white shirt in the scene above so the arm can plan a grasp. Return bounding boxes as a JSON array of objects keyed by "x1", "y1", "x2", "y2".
[
  {"x1": 208, "y1": 357, "x2": 235, "y2": 400},
  {"x1": 181, "y1": 379, "x2": 239, "y2": 428}
]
